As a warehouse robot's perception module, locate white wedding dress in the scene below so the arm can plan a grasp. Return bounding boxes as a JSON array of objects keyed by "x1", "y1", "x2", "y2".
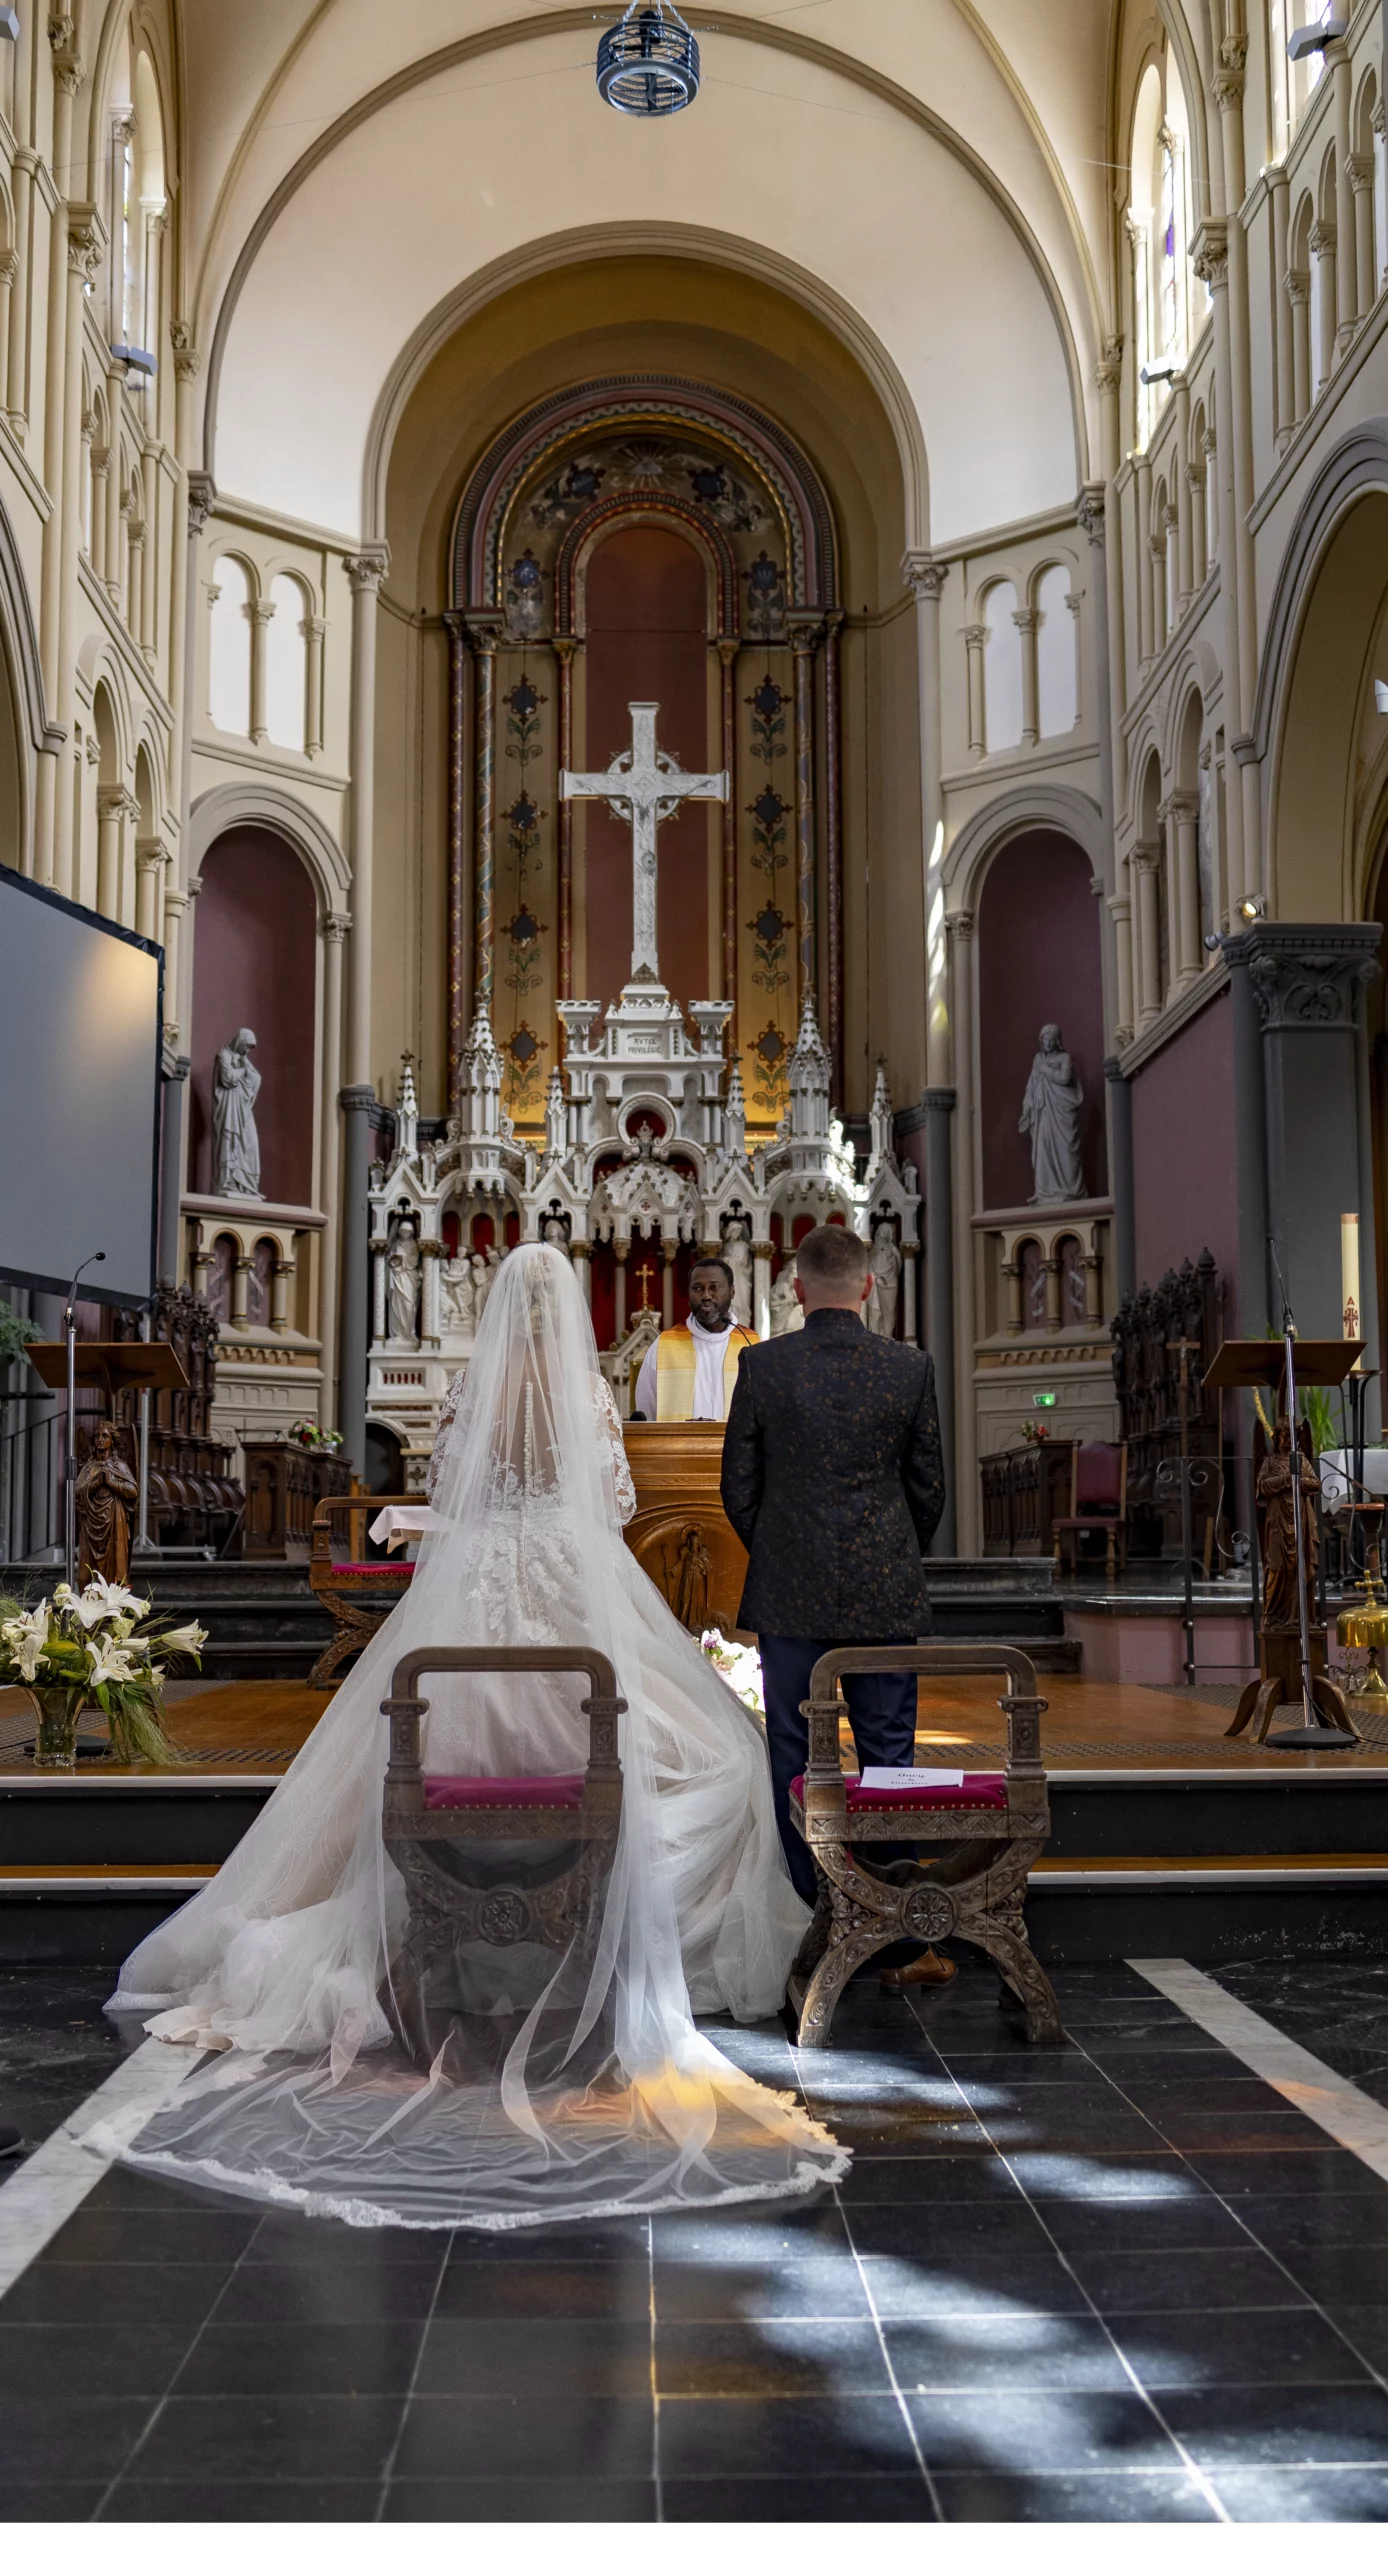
[{"x1": 91, "y1": 1244, "x2": 843, "y2": 2227}]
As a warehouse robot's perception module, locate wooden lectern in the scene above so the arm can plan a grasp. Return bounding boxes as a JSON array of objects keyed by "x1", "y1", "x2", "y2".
[
  {"x1": 1205, "y1": 1338, "x2": 1361, "y2": 1744},
  {"x1": 622, "y1": 1421, "x2": 747, "y2": 1635}
]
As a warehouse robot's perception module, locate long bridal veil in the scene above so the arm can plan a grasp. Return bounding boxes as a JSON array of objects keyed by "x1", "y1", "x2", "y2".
[{"x1": 92, "y1": 1244, "x2": 844, "y2": 2226}]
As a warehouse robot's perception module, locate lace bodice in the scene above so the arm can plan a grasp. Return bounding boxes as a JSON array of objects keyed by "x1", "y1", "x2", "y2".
[{"x1": 428, "y1": 1365, "x2": 635, "y2": 1525}]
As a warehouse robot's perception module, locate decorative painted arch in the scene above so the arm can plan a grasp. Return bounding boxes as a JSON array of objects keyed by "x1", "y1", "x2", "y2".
[
  {"x1": 556, "y1": 494, "x2": 740, "y2": 640},
  {"x1": 452, "y1": 372, "x2": 838, "y2": 615},
  {"x1": 188, "y1": 780, "x2": 351, "y2": 917}
]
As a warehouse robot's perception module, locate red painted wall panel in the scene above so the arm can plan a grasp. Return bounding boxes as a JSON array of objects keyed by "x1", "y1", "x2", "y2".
[
  {"x1": 1130, "y1": 985, "x2": 1238, "y2": 1315},
  {"x1": 582, "y1": 525, "x2": 713, "y2": 1013},
  {"x1": 189, "y1": 827, "x2": 317, "y2": 1207}
]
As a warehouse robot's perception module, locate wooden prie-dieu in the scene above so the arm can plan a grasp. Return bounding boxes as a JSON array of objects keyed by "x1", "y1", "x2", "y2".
[{"x1": 789, "y1": 1641, "x2": 1063, "y2": 2048}]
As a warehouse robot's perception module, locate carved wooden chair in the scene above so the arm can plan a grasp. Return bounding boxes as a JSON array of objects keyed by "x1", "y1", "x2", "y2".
[
  {"x1": 789, "y1": 1641, "x2": 1063, "y2": 2048},
  {"x1": 379, "y1": 1645, "x2": 626, "y2": 2068},
  {"x1": 308, "y1": 1493, "x2": 425, "y2": 1685}
]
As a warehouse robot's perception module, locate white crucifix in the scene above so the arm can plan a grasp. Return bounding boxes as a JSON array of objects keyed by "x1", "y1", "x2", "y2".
[{"x1": 561, "y1": 701, "x2": 728, "y2": 983}]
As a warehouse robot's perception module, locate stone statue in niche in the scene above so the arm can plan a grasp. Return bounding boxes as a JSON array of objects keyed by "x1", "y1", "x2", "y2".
[
  {"x1": 542, "y1": 1215, "x2": 571, "y2": 1256},
  {"x1": 386, "y1": 1216, "x2": 422, "y2": 1345},
  {"x1": 867, "y1": 1224, "x2": 902, "y2": 1339},
  {"x1": 1019, "y1": 1024, "x2": 1084, "y2": 1204},
  {"x1": 723, "y1": 1217, "x2": 754, "y2": 1327},
  {"x1": 440, "y1": 1254, "x2": 475, "y2": 1336},
  {"x1": 769, "y1": 1255, "x2": 804, "y2": 1337},
  {"x1": 76, "y1": 1420, "x2": 137, "y2": 1586},
  {"x1": 471, "y1": 1247, "x2": 502, "y2": 1325},
  {"x1": 212, "y1": 1028, "x2": 263, "y2": 1199}
]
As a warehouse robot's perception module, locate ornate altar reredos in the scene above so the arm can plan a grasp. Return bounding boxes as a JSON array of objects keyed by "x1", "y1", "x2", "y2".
[{"x1": 367, "y1": 995, "x2": 919, "y2": 1482}]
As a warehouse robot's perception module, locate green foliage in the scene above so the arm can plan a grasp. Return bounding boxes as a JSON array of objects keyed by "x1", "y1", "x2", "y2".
[
  {"x1": 0, "y1": 1306, "x2": 40, "y2": 1370},
  {"x1": 1298, "y1": 1385, "x2": 1337, "y2": 1458}
]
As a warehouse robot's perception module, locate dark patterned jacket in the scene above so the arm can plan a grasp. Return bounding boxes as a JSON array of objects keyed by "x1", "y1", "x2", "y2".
[{"x1": 720, "y1": 1309, "x2": 946, "y2": 1640}]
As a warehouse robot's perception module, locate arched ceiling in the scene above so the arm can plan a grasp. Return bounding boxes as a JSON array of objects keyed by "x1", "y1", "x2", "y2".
[{"x1": 178, "y1": 0, "x2": 1121, "y2": 550}]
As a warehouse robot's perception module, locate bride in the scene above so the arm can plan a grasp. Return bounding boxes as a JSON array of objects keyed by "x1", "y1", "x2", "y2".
[{"x1": 93, "y1": 1244, "x2": 845, "y2": 2227}]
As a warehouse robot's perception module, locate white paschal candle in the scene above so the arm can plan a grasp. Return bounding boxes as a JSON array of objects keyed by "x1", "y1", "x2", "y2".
[{"x1": 1342, "y1": 1212, "x2": 1361, "y2": 1350}]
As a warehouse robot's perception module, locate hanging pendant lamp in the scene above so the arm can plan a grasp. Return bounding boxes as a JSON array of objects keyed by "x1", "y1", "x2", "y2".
[{"x1": 597, "y1": 1, "x2": 701, "y2": 116}]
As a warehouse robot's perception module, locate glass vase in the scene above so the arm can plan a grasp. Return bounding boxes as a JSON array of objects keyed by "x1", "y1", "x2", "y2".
[{"x1": 27, "y1": 1685, "x2": 87, "y2": 1772}]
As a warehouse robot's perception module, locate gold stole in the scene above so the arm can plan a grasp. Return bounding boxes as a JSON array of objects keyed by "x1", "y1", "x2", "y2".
[{"x1": 654, "y1": 1324, "x2": 757, "y2": 1421}]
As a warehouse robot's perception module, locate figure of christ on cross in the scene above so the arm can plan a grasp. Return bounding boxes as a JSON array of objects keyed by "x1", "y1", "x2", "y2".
[{"x1": 560, "y1": 701, "x2": 729, "y2": 983}]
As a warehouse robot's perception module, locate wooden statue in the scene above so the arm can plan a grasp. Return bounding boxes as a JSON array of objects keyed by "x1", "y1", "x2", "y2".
[
  {"x1": 75, "y1": 1420, "x2": 137, "y2": 1587},
  {"x1": 1227, "y1": 1413, "x2": 1355, "y2": 1743}
]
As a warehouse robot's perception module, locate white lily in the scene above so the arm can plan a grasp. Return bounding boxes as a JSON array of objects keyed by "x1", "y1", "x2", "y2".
[
  {"x1": 85, "y1": 1634, "x2": 137, "y2": 1686},
  {"x1": 4, "y1": 1602, "x2": 50, "y2": 1683},
  {"x1": 87, "y1": 1575, "x2": 148, "y2": 1624},
  {"x1": 63, "y1": 1584, "x2": 115, "y2": 1631},
  {"x1": 160, "y1": 1621, "x2": 208, "y2": 1657}
]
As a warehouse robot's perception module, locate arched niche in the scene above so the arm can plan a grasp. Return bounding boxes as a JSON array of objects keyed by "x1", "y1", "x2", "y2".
[
  {"x1": 188, "y1": 826, "x2": 318, "y2": 1207},
  {"x1": 976, "y1": 830, "x2": 1104, "y2": 1212},
  {"x1": 1266, "y1": 465, "x2": 1388, "y2": 923}
]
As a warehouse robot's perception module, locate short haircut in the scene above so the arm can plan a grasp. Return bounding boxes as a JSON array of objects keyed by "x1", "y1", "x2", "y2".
[
  {"x1": 796, "y1": 1223, "x2": 868, "y2": 1289},
  {"x1": 693, "y1": 1255, "x2": 734, "y2": 1290}
]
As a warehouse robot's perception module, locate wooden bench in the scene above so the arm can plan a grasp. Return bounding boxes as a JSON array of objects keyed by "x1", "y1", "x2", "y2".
[
  {"x1": 308, "y1": 1492, "x2": 425, "y2": 1685},
  {"x1": 789, "y1": 1640, "x2": 1063, "y2": 2048},
  {"x1": 379, "y1": 1644, "x2": 626, "y2": 2068}
]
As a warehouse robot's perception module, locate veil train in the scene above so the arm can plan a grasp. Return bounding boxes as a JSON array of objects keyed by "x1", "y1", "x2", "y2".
[{"x1": 87, "y1": 1245, "x2": 846, "y2": 2227}]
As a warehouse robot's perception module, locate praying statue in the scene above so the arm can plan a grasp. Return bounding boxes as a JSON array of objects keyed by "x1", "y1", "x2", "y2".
[
  {"x1": 866, "y1": 1224, "x2": 902, "y2": 1339},
  {"x1": 212, "y1": 1028, "x2": 263, "y2": 1198},
  {"x1": 440, "y1": 1253, "x2": 475, "y2": 1336},
  {"x1": 723, "y1": 1217, "x2": 754, "y2": 1328},
  {"x1": 1019, "y1": 1023, "x2": 1084, "y2": 1204},
  {"x1": 387, "y1": 1216, "x2": 422, "y2": 1344},
  {"x1": 75, "y1": 1420, "x2": 137, "y2": 1587}
]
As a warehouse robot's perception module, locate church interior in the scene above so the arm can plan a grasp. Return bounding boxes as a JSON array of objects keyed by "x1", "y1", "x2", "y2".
[{"x1": 8, "y1": 0, "x2": 1388, "y2": 2530}]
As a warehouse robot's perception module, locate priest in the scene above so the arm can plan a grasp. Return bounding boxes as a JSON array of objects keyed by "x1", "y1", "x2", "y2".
[{"x1": 632, "y1": 1255, "x2": 759, "y2": 1421}]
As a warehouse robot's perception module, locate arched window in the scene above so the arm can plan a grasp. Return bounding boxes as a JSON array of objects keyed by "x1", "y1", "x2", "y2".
[
  {"x1": 265, "y1": 574, "x2": 309, "y2": 752},
  {"x1": 106, "y1": 41, "x2": 166, "y2": 368},
  {"x1": 1271, "y1": 3, "x2": 1337, "y2": 154},
  {"x1": 983, "y1": 580, "x2": 1023, "y2": 754},
  {"x1": 1130, "y1": 54, "x2": 1205, "y2": 446},
  {"x1": 209, "y1": 556, "x2": 252, "y2": 736},
  {"x1": 1035, "y1": 564, "x2": 1077, "y2": 737}
]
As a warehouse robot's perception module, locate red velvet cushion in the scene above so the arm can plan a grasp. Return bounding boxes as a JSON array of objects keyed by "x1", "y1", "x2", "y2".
[
  {"x1": 422, "y1": 1772, "x2": 587, "y2": 1810},
  {"x1": 332, "y1": 1562, "x2": 414, "y2": 1579},
  {"x1": 790, "y1": 1772, "x2": 1008, "y2": 1811}
]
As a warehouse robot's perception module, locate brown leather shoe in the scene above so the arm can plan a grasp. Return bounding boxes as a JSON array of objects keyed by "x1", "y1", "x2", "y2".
[{"x1": 879, "y1": 1949, "x2": 957, "y2": 1994}]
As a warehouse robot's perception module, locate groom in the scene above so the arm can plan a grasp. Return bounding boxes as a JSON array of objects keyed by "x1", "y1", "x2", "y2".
[{"x1": 721, "y1": 1222, "x2": 951, "y2": 1984}]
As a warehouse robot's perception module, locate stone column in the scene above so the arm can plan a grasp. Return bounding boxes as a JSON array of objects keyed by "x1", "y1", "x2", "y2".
[
  {"x1": 1133, "y1": 452, "x2": 1155, "y2": 666},
  {"x1": 1311, "y1": 221, "x2": 1339, "y2": 394},
  {"x1": 318, "y1": 913, "x2": 348, "y2": 1429},
  {"x1": 157, "y1": 1056, "x2": 189, "y2": 1287},
  {"x1": 1079, "y1": 484, "x2": 1120, "y2": 1051},
  {"x1": 344, "y1": 547, "x2": 388, "y2": 1089},
  {"x1": 96, "y1": 785, "x2": 136, "y2": 921},
  {"x1": 570, "y1": 1238, "x2": 592, "y2": 1305},
  {"x1": 248, "y1": 599, "x2": 274, "y2": 744},
  {"x1": 717, "y1": 636, "x2": 739, "y2": 1008},
  {"x1": 1287, "y1": 269, "x2": 1312, "y2": 425},
  {"x1": 661, "y1": 1237, "x2": 676, "y2": 1331},
  {"x1": 1332, "y1": 36, "x2": 1356, "y2": 345},
  {"x1": 134, "y1": 833, "x2": 168, "y2": 943},
  {"x1": 947, "y1": 910, "x2": 978, "y2": 1552},
  {"x1": 52, "y1": 206, "x2": 103, "y2": 896},
  {"x1": 1014, "y1": 606, "x2": 1039, "y2": 746},
  {"x1": 1173, "y1": 371, "x2": 1194, "y2": 611},
  {"x1": 614, "y1": 1239, "x2": 629, "y2": 1339},
  {"x1": 420, "y1": 1238, "x2": 443, "y2": 1349},
  {"x1": 1349, "y1": 153, "x2": 1376, "y2": 322},
  {"x1": 787, "y1": 614, "x2": 824, "y2": 1015},
  {"x1": 442, "y1": 610, "x2": 469, "y2": 1086},
  {"x1": 1106, "y1": 1056, "x2": 1136, "y2": 1304},
  {"x1": 7, "y1": 149, "x2": 34, "y2": 439},
  {"x1": 1133, "y1": 844, "x2": 1162, "y2": 1024},
  {"x1": 338, "y1": 1084, "x2": 375, "y2": 1474},
  {"x1": 903, "y1": 555, "x2": 949, "y2": 1083},
  {"x1": 901, "y1": 1240, "x2": 919, "y2": 1347},
  {"x1": 922, "y1": 1088, "x2": 957, "y2": 1553},
  {"x1": 464, "y1": 612, "x2": 503, "y2": 1014},
  {"x1": 1109, "y1": 883, "x2": 1135, "y2": 1045},
  {"x1": 304, "y1": 615, "x2": 325, "y2": 759},
  {"x1": 963, "y1": 625, "x2": 986, "y2": 758},
  {"x1": 1237, "y1": 925, "x2": 1381, "y2": 1356},
  {"x1": 1193, "y1": 218, "x2": 1248, "y2": 910},
  {"x1": 271, "y1": 1252, "x2": 294, "y2": 1336},
  {"x1": 823, "y1": 610, "x2": 845, "y2": 1093},
  {"x1": 104, "y1": 356, "x2": 125, "y2": 612},
  {"x1": 554, "y1": 633, "x2": 577, "y2": 1004},
  {"x1": 231, "y1": 1252, "x2": 252, "y2": 1330},
  {"x1": 1164, "y1": 791, "x2": 1201, "y2": 986},
  {"x1": 1375, "y1": 96, "x2": 1388, "y2": 292}
]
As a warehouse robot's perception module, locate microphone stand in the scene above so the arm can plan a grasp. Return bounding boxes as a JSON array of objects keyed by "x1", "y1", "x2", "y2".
[
  {"x1": 1267, "y1": 1255, "x2": 1356, "y2": 1752},
  {"x1": 62, "y1": 1251, "x2": 106, "y2": 1588}
]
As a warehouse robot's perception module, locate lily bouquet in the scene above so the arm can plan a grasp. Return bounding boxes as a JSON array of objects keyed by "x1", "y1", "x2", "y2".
[
  {"x1": 701, "y1": 1628, "x2": 765, "y2": 1722},
  {"x1": 0, "y1": 1577, "x2": 208, "y2": 1767}
]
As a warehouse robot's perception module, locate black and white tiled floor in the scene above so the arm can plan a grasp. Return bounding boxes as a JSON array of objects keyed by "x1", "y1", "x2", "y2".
[{"x1": 6, "y1": 1958, "x2": 1388, "y2": 2520}]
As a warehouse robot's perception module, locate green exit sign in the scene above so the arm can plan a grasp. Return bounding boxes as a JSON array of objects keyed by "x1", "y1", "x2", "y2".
[{"x1": 1033, "y1": 1392, "x2": 1058, "y2": 1409}]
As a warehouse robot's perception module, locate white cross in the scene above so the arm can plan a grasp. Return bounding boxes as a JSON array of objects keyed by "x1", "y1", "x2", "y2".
[{"x1": 560, "y1": 701, "x2": 728, "y2": 983}]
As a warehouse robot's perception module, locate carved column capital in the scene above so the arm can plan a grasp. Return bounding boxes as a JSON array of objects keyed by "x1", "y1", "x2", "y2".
[
  {"x1": 65, "y1": 204, "x2": 104, "y2": 282},
  {"x1": 1192, "y1": 218, "x2": 1229, "y2": 292},
  {"x1": 320, "y1": 912, "x2": 351, "y2": 946},
  {"x1": 344, "y1": 544, "x2": 390, "y2": 595},
  {"x1": 945, "y1": 907, "x2": 975, "y2": 943},
  {"x1": 1310, "y1": 219, "x2": 1337, "y2": 258},
  {"x1": 1093, "y1": 339, "x2": 1123, "y2": 398},
  {"x1": 170, "y1": 320, "x2": 201, "y2": 383},
  {"x1": 902, "y1": 549, "x2": 948, "y2": 602},
  {"x1": 186, "y1": 470, "x2": 216, "y2": 534},
  {"x1": 1230, "y1": 923, "x2": 1382, "y2": 1031},
  {"x1": 1077, "y1": 482, "x2": 1106, "y2": 544},
  {"x1": 785, "y1": 610, "x2": 827, "y2": 655}
]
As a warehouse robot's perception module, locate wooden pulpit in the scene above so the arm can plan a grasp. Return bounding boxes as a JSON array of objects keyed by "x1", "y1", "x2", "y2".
[{"x1": 622, "y1": 1421, "x2": 747, "y2": 1635}]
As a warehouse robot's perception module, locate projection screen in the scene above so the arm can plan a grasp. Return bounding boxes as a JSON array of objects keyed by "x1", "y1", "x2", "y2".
[{"x1": 0, "y1": 868, "x2": 162, "y2": 1307}]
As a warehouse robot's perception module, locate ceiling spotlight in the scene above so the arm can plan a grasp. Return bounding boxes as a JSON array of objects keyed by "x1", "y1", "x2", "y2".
[
  {"x1": 1375, "y1": 679, "x2": 1388, "y2": 713},
  {"x1": 1288, "y1": 17, "x2": 1347, "y2": 59},
  {"x1": 1236, "y1": 896, "x2": 1267, "y2": 923},
  {"x1": 1140, "y1": 359, "x2": 1176, "y2": 385},
  {"x1": 597, "y1": 2, "x2": 701, "y2": 116}
]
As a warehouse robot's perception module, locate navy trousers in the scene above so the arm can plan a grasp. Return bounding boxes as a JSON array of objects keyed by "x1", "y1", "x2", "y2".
[{"x1": 758, "y1": 1633, "x2": 918, "y2": 1906}]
